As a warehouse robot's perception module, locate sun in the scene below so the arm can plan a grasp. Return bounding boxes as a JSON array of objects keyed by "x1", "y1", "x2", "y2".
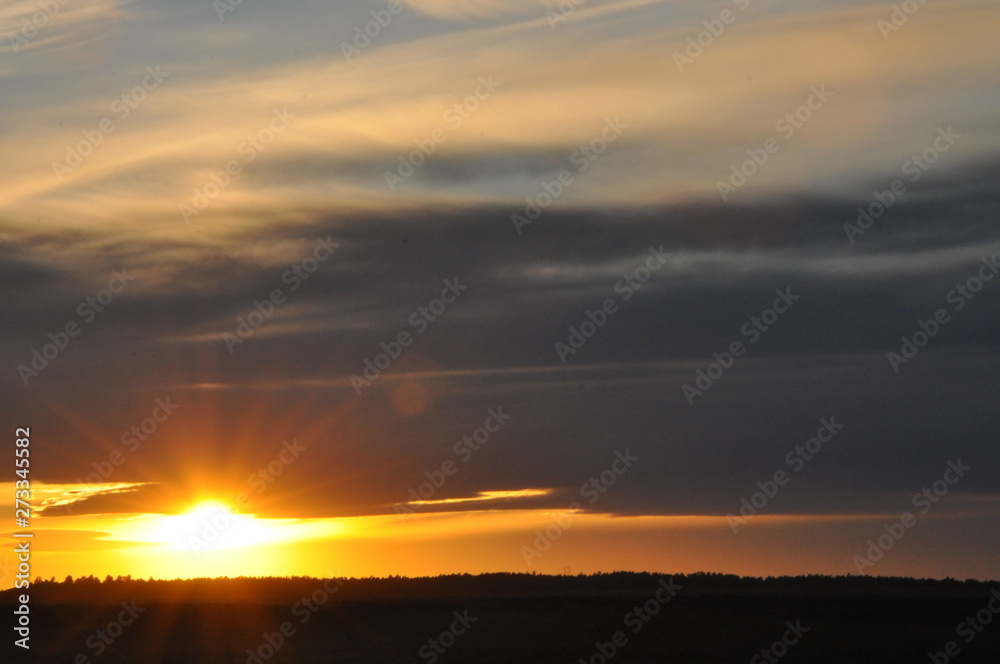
[
  {"x1": 159, "y1": 500, "x2": 278, "y2": 552},
  {"x1": 184, "y1": 499, "x2": 236, "y2": 520}
]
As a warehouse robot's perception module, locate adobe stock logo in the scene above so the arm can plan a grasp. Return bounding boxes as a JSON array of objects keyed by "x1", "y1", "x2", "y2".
[
  {"x1": 339, "y1": 1, "x2": 405, "y2": 62},
  {"x1": 384, "y1": 75, "x2": 501, "y2": 191},
  {"x1": 351, "y1": 278, "x2": 466, "y2": 394},
  {"x1": 844, "y1": 127, "x2": 960, "y2": 244},
  {"x1": 716, "y1": 86, "x2": 833, "y2": 201},
  {"x1": 52, "y1": 66, "x2": 170, "y2": 180},
  {"x1": 852, "y1": 459, "x2": 970, "y2": 573},
  {"x1": 6, "y1": 0, "x2": 69, "y2": 53},
  {"x1": 17, "y1": 269, "x2": 135, "y2": 385},
  {"x1": 877, "y1": 0, "x2": 929, "y2": 41},
  {"x1": 672, "y1": 0, "x2": 755, "y2": 72},
  {"x1": 223, "y1": 236, "x2": 339, "y2": 353},
  {"x1": 555, "y1": 246, "x2": 672, "y2": 363},
  {"x1": 727, "y1": 417, "x2": 844, "y2": 533},
  {"x1": 521, "y1": 449, "x2": 637, "y2": 566},
  {"x1": 682, "y1": 288, "x2": 799, "y2": 405},
  {"x1": 394, "y1": 407, "x2": 512, "y2": 521},
  {"x1": 886, "y1": 255, "x2": 997, "y2": 373},
  {"x1": 576, "y1": 578, "x2": 681, "y2": 664},
  {"x1": 180, "y1": 108, "x2": 297, "y2": 223},
  {"x1": 512, "y1": 117, "x2": 628, "y2": 234}
]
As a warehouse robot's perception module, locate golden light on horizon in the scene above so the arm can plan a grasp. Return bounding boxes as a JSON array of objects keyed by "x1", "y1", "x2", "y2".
[
  {"x1": 4, "y1": 482, "x2": 1000, "y2": 587},
  {"x1": 110, "y1": 502, "x2": 349, "y2": 556}
]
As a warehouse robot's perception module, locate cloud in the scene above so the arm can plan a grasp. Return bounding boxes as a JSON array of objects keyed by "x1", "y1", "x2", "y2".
[
  {"x1": 393, "y1": 0, "x2": 630, "y2": 21},
  {"x1": 0, "y1": 0, "x2": 132, "y2": 70},
  {"x1": 3, "y1": 158, "x2": 999, "y2": 523},
  {"x1": 1, "y1": 481, "x2": 153, "y2": 515},
  {"x1": 401, "y1": 488, "x2": 554, "y2": 507},
  {"x1": 0, "y1": 0, "x2": 997, "y2": 229}
]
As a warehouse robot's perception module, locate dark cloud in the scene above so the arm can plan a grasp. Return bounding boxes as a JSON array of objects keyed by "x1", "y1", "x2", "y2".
[{"x1": 3, "y1": 159, "x2": 999, "y2": 522}]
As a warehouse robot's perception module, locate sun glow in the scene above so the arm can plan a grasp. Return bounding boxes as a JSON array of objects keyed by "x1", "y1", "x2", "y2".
[{"x1": 155, "y1": 501, "x2": 281, "y2": 552}]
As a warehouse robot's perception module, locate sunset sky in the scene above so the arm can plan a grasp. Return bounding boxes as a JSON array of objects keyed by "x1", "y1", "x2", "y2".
[{"x1": 2, "y1": 0, "x2": 999, "y2": 586}]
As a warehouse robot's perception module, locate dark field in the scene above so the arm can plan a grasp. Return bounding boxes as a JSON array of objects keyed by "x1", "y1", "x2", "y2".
[{"x1": 4, "y1": 573, "x2": 999, "y2": 663}]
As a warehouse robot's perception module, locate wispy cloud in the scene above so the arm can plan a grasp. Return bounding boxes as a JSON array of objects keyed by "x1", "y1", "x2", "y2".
[
  {"x1": 402, "y1": 488, "x2": 554, "y2": 507},
  {"x1": 1, "y1": 481, "x2": 152, "y2": 514},
  {"x1": 1, "y1": 1, "x2": 996, "y2": 230}
]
